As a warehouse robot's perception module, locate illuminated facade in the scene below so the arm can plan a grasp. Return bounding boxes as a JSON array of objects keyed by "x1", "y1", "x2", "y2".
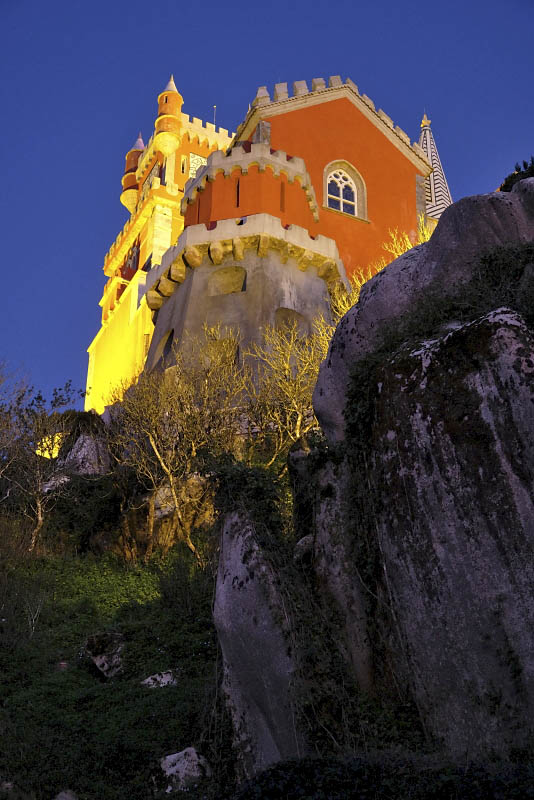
[
  {"x1": 85, "y1": 77, "x2": 233, "y2": 413},
  {"x1": 86, "y1": 75, "x2": 452, "y2": 410}
]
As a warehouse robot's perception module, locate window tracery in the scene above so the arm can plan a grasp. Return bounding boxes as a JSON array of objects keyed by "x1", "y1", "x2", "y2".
[
  {"x1": 323, "y1": 161, "x2": 367, "y2": 220},
  {"x1": 327, "y1": 169, "x2": 357, "y2": 216}
]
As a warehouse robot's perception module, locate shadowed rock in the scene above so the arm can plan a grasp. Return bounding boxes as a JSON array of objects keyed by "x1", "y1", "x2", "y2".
[{"x1": 213, "y1": 512, "x2": 305, "y2": 777}]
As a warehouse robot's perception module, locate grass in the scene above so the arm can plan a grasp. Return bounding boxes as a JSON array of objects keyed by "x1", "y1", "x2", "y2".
[{"x1": 0, "y1": 550, "x2": 219, "y2": 799}]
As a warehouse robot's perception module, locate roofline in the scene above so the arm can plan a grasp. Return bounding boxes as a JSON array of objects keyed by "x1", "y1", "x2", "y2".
[{"x1": 234, "y1": 82, "x2": 432, "y2": 177}]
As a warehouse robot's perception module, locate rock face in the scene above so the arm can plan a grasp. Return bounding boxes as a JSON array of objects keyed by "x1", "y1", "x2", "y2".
[
  {"x1": 159, "y1": 748, "x2": 211, "y2": 793},
  {"x1": 59, "y1": 432, "x2": 110, "y2": 477},
  {"x1": 314, "y1": 179, "x2": 534, "y2": 441},
  {"x1": 213, "y1": 512, "x2": 305, "y2": 777},
  {"x1": 300, "y1": 181, "x2": 534, "y2": 761},
  {"x1": 214, "y1": 181, "x2": 534, "y2": 771},
  {"x1": 367, "y1": 309, "x2": 534, "y2": 757}
]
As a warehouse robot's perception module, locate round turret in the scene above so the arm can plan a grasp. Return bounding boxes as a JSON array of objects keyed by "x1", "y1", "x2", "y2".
[
  {"x1": 120, "y1": 132, "x2": 145, "y2": 213},
  {"x1": 154, "y1": 75, "x2": 183, "y2": 156}
]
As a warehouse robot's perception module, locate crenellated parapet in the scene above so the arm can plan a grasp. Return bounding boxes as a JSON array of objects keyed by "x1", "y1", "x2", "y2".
[
  {"x1": 144, "y1": 212, "x2": 344, "y2": 311},
  {"x1": 235, "y1": 76, "x2": 431, "y2": 175},
  {"x1": 180, "y1": 142, "x2": 319, "y2": 221},
  {"x1": 135, "y1": 115, "x2": 234, "y2": 183}
]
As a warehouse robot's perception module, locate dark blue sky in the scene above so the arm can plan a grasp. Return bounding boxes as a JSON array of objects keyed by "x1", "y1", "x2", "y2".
[{"x1": 1, "y1": 0, "x2": 532, "y2": 404}]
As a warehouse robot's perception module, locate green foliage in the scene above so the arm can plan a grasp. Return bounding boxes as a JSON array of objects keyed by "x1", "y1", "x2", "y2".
[
  {"x1": 499, "y1": 157, "x2": 534, "y2": 191},
  {"x1": 0, "y1": 549, "x2": 226, "y2": 800},
  {"x1": 42, "y1": 474, "x2": 123, "y2": 553}
]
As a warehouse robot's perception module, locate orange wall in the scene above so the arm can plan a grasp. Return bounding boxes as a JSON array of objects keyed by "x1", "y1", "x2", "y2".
[
  {"x1": 184, "y1": 165, "x2": 316, "y2": 230},
  {"x1": 263, "y1": 97, "x2": 424, "y2": 276}
]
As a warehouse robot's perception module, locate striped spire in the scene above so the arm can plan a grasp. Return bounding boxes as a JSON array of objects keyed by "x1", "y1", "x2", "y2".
[{"x1": 418, "y1": 114, "x2": 452, "y2": 220}]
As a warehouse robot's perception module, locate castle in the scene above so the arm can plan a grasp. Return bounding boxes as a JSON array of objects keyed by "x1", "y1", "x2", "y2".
[{"x1": 85, "y1": 75, "x2": 452, "y2": 413}]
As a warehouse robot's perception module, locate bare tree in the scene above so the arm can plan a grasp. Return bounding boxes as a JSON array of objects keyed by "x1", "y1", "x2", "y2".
[
  {"x1": 1, "y1": 382, "x2": 80, "y2": 551},
  {"x1": 108, "y1": 325, "x2": 247, "y2": 560},
  {"x1": 245, "y1": 322, "x2": 326, "y2": 467}
]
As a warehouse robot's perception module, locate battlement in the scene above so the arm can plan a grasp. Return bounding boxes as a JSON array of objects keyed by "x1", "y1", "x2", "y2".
[
  {"x1": 144, "y1": 212, "x2": 344, "y2": 311},
  {"x1": 180, "y1": 142, "x2": 319, "y2": 221},
  {"x1": 135, "y1": 114, "x2": 234, "y2": 181},
  {"x1": 233, "y1": 76, "x2": 430, "y2": 172}
]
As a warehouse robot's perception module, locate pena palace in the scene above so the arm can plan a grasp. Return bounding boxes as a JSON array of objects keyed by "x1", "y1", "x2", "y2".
[{"x1": 85, "y1": 75, "x2": 452, "y2": 414}]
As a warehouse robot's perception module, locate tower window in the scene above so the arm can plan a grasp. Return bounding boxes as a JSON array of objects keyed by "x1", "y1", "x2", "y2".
[
  {"x1": 164, "y1": 96, "x2": 168, "y2": 103},
  {"x1": 323, "y1": 161, "x2": 367, "y2": 220},
  {"x1": 235, "y1": 178, "x2": 240, "y2": 208}
]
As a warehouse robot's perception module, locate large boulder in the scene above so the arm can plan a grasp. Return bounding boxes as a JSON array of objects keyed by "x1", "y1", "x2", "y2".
[
  {"x1": 365, "y1": 308, "x2": 534, "y2": 758},
  {"x1": 314, "y1": 179, "x2": 534, "y2": 441},
  {"x1": 58, "y1": 432, "x2": 110, "y2": 477},
  {"x1": 213, "y1": 512, "x2": 306, "y2": 777}
]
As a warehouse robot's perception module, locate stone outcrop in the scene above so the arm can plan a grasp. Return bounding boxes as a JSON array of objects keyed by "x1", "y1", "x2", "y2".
[
  {"x1": 57, "y1": 432, "x2": 110, "y2": 477},
  {"x1": 314, "y1": 178, "x2": 534, "y2": 441},
  {"x1": 158, "y1": 748, "x2": 211, "y2": 793},
  {"x1": 213, "y1": 512, "x2": 305, "y2": 777},
  {"x1": 367, "y1": 308, "x2": 534, "y2": 757},
  {"x1": 299, "y1": 180, "x2": 534, "y2": 760},
  {"x1": 141, "y1": 670, "x2": 177, "y2": 688}
]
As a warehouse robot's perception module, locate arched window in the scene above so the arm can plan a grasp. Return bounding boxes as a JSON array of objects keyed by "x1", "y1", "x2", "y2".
[
  {"x1": 327, "y1": 170, "x2": 356, "y2": 215},
  {"x1": 323, "y1": 161, "x2": 367, "y2": 220}
]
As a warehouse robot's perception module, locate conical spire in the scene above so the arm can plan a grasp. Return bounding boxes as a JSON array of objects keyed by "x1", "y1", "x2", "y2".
[
  {"x1": 133, "y1": 131, "x2": 145, "y2": 150},
  {"x1": 418, "y1": 114, "x2": 452, "y2": 220},
  {"x1": 164, "y1": 74, "x2": 178, "y2": 92}
]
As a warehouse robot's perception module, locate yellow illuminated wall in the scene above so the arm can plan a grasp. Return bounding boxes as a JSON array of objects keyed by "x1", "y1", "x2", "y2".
[
  {"x1": 86, "y1": 273, "x2": 153, "y2": 414},
  {"x1": 85, "y1": 77, "x2": 233, "y2": 413}
]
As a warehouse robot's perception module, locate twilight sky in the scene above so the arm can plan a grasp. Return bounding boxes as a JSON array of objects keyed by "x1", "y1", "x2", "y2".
[{"x1": 1, "y1": 0, "x2": 532, "y2": 405}]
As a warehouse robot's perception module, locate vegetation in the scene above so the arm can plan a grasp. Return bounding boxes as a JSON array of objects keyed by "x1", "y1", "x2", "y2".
[{"x1": 499, "y1": 156, "x2": 534, "y2": 192}]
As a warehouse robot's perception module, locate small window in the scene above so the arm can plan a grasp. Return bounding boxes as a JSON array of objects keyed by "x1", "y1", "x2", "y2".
[
  {"x1": 235, "y1": 178, "x2": 240, "y2": 208},
  {"x1": 327, "y1": 170, "x2": 356, "y2": 216},
  {"x1": 164, "y1": 96, "x2": 168, "y2": 104}
]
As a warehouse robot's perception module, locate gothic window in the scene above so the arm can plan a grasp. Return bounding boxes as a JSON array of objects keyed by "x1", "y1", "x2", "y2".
[
  {"x1": 323, "y1": 161, "x2": 367, "y2": 220},
  {"x1": 327, "y1": 170, "x2": 357, "y2": 215}
]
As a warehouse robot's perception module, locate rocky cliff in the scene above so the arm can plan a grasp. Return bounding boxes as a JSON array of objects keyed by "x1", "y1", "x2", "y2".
[{"x1": 215, "y1": 179, "x2": 534, "y2": 774}]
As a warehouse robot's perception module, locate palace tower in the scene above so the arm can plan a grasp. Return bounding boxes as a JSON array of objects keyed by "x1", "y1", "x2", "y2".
[
  {"x1": 86, "y1": 76, "x2": 452, "y2": 411},
  {"x1": 85, "y1": 77, "x2": 233, "y2": 413}
]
